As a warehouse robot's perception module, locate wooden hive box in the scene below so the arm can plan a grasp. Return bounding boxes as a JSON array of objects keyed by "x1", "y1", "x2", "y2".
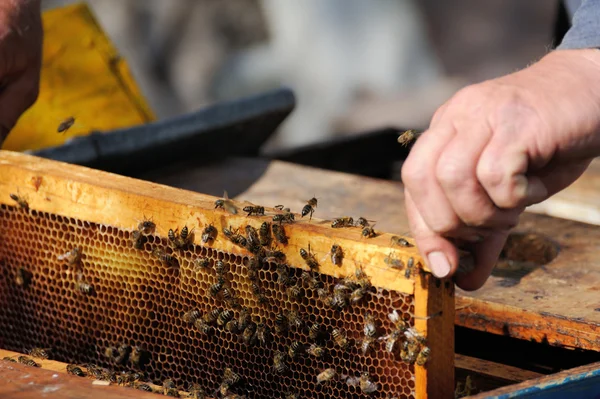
[{"x1": 0, "y1": 151, "x2": 454, "y2": 399}]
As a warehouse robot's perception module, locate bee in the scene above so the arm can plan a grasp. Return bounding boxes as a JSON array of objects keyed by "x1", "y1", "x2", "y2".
[
  {"x1": 28, "y1": 348, "x2": 50, "y2": 359},
  {"x1": 361, "y1": 336, "x2": 376, "y2": 355},
  {"x1": 405, "y1": 257, "x2": 416, "y2": 279},
  {"x1": 274, "y1": 313, "x2": 288, "y2": 334},
  {"x1": 391, "y1": 236, "x2": 413, "y2": 247},
  {"x1": 384, "y1": 253, "x2": 404, "y2": 269},
  {"x1": 2, "y1": 356, "x2": 16, "y2": 362},
  {"x1": 194, "y1": 257, "x2": 210, "y2": 270},
  {"x1": 350, "y1": 286, "x2": 369, "y2": 304},
  {"x1": 15, "y1": 267, "x2": 32, "y2": 288},
  {"x1": 308, "y1": 323, "x2": 323, "y2": 341},
  {"x1": 301, "y1": 197, "x2": 318, "y2": 221},
  {"x1": 215, "y1": 260, "x2": 227, "y2": 276},
  {"x1": 273, "y1": 211, "x2": 295, "y2": 224},
  {"x1": 152, "y1": 248, "x2": 176, "y2": 266},
  {"x1": 416, "y1": 346, "x2": 430, "y2": 366},
  {"x1": 215, "y1": 191, "x2": 238, "y2": 215},
  {"x1": 285, "y1": 392, "x2": 299, "y2": 399},
  {"x1": 245, "y1": 225, "x2": 260, "y2": 245},
  {"x1": 397, "y1": 129, "x2": 421, "y2": 146},
  {"x1": 265, "y1": 249, "x2": 286, "y2": 264},
  {"x1": 222, "y1": 287, "x2": 240, "y2": 308},
  {"x1": 242, "y1": 322, "x2": 258, "y2": 345},
  {"x1": 237, "y1": 307, "x2": 251, "y2": 331},
  {"x1": 359, "y1": 372, "x2": 379, "y2": 394},
  {"x1": 300, "y1": 244, "x2": 318, "y2": 270},
  {"x1": 288, "y1": 341, "x2": 303, "y2": 359},
  {"x1": 405, "y1": 327, "x2": 427, "y2": 345},
  {"x1": 317, "y1": 368, "x2": 337, "y2": 384},
  {"x1": 129, "y1": 346, "x2": 147, "y2": 368},
  {"x1": 137, "y1": 217, "x2": 156, "y2": 235},
  {"x1": 183, "y1": 309, "x2": 201, "y2": 324},
  {"x1": 225, "y1": 319, "x2": 239, "y2": 334},
  {"x1": 10, "y1": 193, "x2": 29, "y2": 211},
  {"x1": 57, "y1": 116, "x2": 76, "y2": 133},
  {"x1": 66, "y1": 364, "x2": 86, "y2": 377},
  {"x1": 18, "y1": 356, "x2": 39, "y2": 367},
  {"x1": 204, "y1": 309, "x2": 221, "y2": 325},
  {"x1": 258, "y1": 222, "x2": 272, "y2": 246},
  {"x1": 163, "y1": 379, "x2": 176, "y2": 391},
  {"x1": 245, "y1": 238, "x2": 263, "y2": 255},
  {"x1": 188, "y1": 384, "x2": 206, "y2": 399},
  {"x1": 331, "y1": 217, "x2": 354, "y2": 228},
  {"x1": 355, "y1": 217, "x2": 371, "y2": 227},
  {"x1": 168, "y1": 227, "x2": 192, "y2": 250},
  {"x1": 307, "y1": 343, "x2": 325, "y2": 358},
  {"x1": 110, "y1": 344, "x2": 131, "y2": 364},
  {"x1": 243, "y1": 205, "x2": 265, "y2": 216},
  {"x1": 301, "y1": 272, "x2": 323, "y2": 289},
  {"x1": 364, "y1": 312, "x2": 377, "y2": 337},
  {"x1": 217, "y1": 310, "x2": 234, "y2": 326},
  {"x1": 224, "y1": 227, "x2": 247, "y2": 248},
  {"x1": 271, "y1": 224, "x2": 288, "y2": 245},
  {"x1": 330, "y1": 289, "x2": 349, "y2": 311},
  {"x1": 256, "y1": 322, "x2": 270, "y2": 345},
  {"x1": 201, "y1": 224, "x2": 218, "y2": 243},
  {"x1": 276, "y1": 264, "x2": 291, "y2": 285},
  {"x1": 137, "y1": 383, "x2": 154, "y2": 392},
  {"x1": 362, "y1": 226, "x2": 378, "y2": 238},
  {"x1": 251, "y1": 281, "x2": 263, "y2": 297},
  {"x1": 384, "y1": 330, "x2": 403, "y2": 354},
  {"x1": 194, "y1": 318, "x2": 214, "y2": 335},
  {"x1": 165, "y1": 388, "x2": 180, "y2": 397},
  {"x1": 329, "y1": 244, "x2": 343, "y2": 266},
  {"x1": 131, "y1": 230, "x2": 145, "y2": 249},
  {"x1": 388, "y1": 310, "x2": 408, "y2": 331},
  {"x1": 58, "y1": 247, "x2": 82, "y2": 266},
  {"x1": 286, "y1": 310, "x2": 304, "y2": 329},
  {"x1": 209, "y1": 277, "x2": 225, "y2": 297},
  {"x1": 76, "y1": 279, "x2": 94, "y2": 295},
  {"x1": 400, "y1": 340, "x2": 420, "y2": 364},
  {"x1": 286, "y1": 283, "x2": 303, "y2": 300},
  {"x1": 332, "y1": 328, "x2": 350, "y2": 350},
  {"x1": 273, "y1": 351, "x2": 288, "y2": 374}
]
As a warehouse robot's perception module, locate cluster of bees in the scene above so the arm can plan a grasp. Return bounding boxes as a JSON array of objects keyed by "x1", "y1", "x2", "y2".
[{"x1": 5, "y1": 191, "x2": 429, "y2": 398}]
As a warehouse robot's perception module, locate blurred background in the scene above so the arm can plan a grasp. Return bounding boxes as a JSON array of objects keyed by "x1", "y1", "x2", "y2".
[{"x1": 41, "y1": 0, "x2": 558, "y2": 151}]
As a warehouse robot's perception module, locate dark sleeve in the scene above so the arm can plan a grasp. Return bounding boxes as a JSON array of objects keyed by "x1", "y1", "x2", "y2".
[{"x1": 558, "y1": 0, "x2": 600, "y2": 49}]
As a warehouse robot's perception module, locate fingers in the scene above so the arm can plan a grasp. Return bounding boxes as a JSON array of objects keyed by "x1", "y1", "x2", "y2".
[
  {"x1": 0, "y1": 69, "x2": 39, "y2": 143},
  {"x1": 405, "y1": 189, "x2": 459, "y2": 278}
]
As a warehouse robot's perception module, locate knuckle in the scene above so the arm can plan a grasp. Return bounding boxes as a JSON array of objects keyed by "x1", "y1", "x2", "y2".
[
  {"x1": 401, "y1": 158, "x2": 427, "y2": 188},
  {"x1": 477, "y1": 158, "x2": 505, "y2": 189},
  {"x1": 436, "y1": 156, "x2": 468, "y2": 190},
  {"x1": 429, "y1": 217, "x2": 460, "y2": 235}
]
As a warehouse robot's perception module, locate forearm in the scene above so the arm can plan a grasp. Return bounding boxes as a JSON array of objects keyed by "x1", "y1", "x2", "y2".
[{"x1": 558, "y1": 0, "x2": 600, "y2": 49}]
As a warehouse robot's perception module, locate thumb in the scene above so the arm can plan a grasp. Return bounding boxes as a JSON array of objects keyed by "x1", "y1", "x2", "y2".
[{"x1": 405, "y1": 189, "x2": 460, "y2": 278}]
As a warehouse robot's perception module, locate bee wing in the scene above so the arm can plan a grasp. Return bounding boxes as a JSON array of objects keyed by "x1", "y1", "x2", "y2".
[{"x1": 223, "y1": 201, "x2": 238, "y2": 215}]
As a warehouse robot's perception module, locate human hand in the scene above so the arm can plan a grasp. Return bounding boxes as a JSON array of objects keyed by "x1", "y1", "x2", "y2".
[
  {"x1": 401, "y1": 49, "x2": 600, "y2": 290},
  {"x1": 0, "y1": 0, "x2": 42, "y2": 144}
]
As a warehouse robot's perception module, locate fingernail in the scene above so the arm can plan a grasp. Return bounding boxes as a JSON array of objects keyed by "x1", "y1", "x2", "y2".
[{"x1": 427, "y1": 251, "x2": 451, "y2": 278}]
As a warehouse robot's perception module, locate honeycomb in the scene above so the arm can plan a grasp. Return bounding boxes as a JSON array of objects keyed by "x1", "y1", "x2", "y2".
[{"x1": 0, "y1": 204, "x2": 427, "y2": 398}]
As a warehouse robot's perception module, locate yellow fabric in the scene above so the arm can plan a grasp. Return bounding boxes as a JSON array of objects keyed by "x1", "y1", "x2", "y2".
[{"x1": 3, "y1": 2, "x2": 155, "y2": 152}]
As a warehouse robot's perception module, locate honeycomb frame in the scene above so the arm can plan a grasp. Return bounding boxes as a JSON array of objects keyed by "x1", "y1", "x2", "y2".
[{"x1": 0, "y1": 151, "x2": 454, "y2": 399}]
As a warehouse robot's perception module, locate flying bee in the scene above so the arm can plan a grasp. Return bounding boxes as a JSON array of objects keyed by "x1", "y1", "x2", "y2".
[
  {"x1": 194, "y1": 318, "x2": 214, "y2": 335},
  {"x1": 137, "y1": 217, "x2": 156, "y2": 235},
  {"x1": 182, "y1": 309, "x2": 201, "y2": 324},
  {"x1": 243, "y1": 205, "x2": 265, "y2": 216},
  {"x1": 18, "y1": 356, "x2": 39, "y2": 367},
  {"x1": 273, "y1": 351, "x2": 288, "y2": 374},
  {"x1": 286, "y1": 282, "x2": 303, "y2": 300},
  {"x1": 217, "y1": 310, "x2": 234, "y2": 326},
  {"x1": 286, "y1": 310, "x2": 304, "y2": 329},
  {"x1": 274, "y1": 312, "x2": 288, "y2": 334},
  {"x1": 9, "y1": 193, "x2": 29, "y2": 211},
  {"x1": 271, "y1": 224, "x2": 288, "y2": 245},
  {"x1": 364, "y1": 312, "x2": 377, "y2": 337},
  {"x1": 405, "y1": 257, "x2": 416, "y2": 279},
  {"x1": 329, "y1": 244, "x2": 343, "y2": 266},
  {"x1": 57, "y1": 116, "x2": 76, "y2": 133},
  {"x1": 258, "y1": 222, "x2": 272, "y2": 246},
  {"x1": 209, "y1": 277, "x2": 226, "y2": 297},
  {"x1": 242, "y1": 322, "x2": 258, "y2": 345},
  {"x1": 307, "y1": 343, "x2": 325, "y2": 358},
  {"x1": 273, "y1": 211, "x2": 295, "y2": 224},
  {"x1": 397, "y1": 129, "x2": 422, "y2": 146},
  {"x1": 331, "y1": 217, "x2": 354, "y2": 228},
  {"x1": 301, "y1": 197, "x2": 318, "y2": 221},
  {"x1": 308, "y1": 323, "x2": 323, "y2": 341},
  {"x1": 152, "y1": 248, "x2": 176, "y2": 266},
  {"x1": 58, "y1": 247, "x2": 82, "y2": 266},
  {"x1": 194, "y1": 257, "x2": 210, "y2": 271},
  {"x1": 317, "y1": 368, "x2": 337, "y2": 384},
  {"x1": 300, "y1": 244, "x2": 318, "y2": 270},
  {"x1": 214, "y1": 191, "x2": 238, "y2": 215},
  {"x1": 359, "y1": 372, "x2": 379, "y2": 394},
  {"x1": 201, "y1": 224, "x2": 218, "y2": 243},
  {"x1": 332, "y1": 328, "x2": 350, "y2": 350},
  {"x1": 384, "y1": 253, "x2": 404, "y2": 269},
  {"x1": 391, "y1": 236, "x2": 413, "y2": 247},
  {"x1": 131, "y1": 230, "x2": 145, "y2": 249},
  {"x1": 215, "y1": 260, "x2": 227, "y2": 276},
  {"x1": 361, "y1": 336, "x2": 376, "y2": 355},
  {"x1": 28, "y1": 348, "x2": 50, "y2": 359},
  {"x1": 362, "y1": 226, "x2": 378, "y2": 238},
  {"x1": 416, "y1": 346, "x2": 430, "y2": 366},
  {"x1": 66, "y1": 364, "x2": 86, "y2": 377},
  {"x1": 15, "y1": 267, "x2": 32, "y2": 288},
  {"x1": 256, "y1": 322, "x2": 270, "y2": 345},
  {"x1": 288, "y1": 341, "x2": 304, "y2": 359}
]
